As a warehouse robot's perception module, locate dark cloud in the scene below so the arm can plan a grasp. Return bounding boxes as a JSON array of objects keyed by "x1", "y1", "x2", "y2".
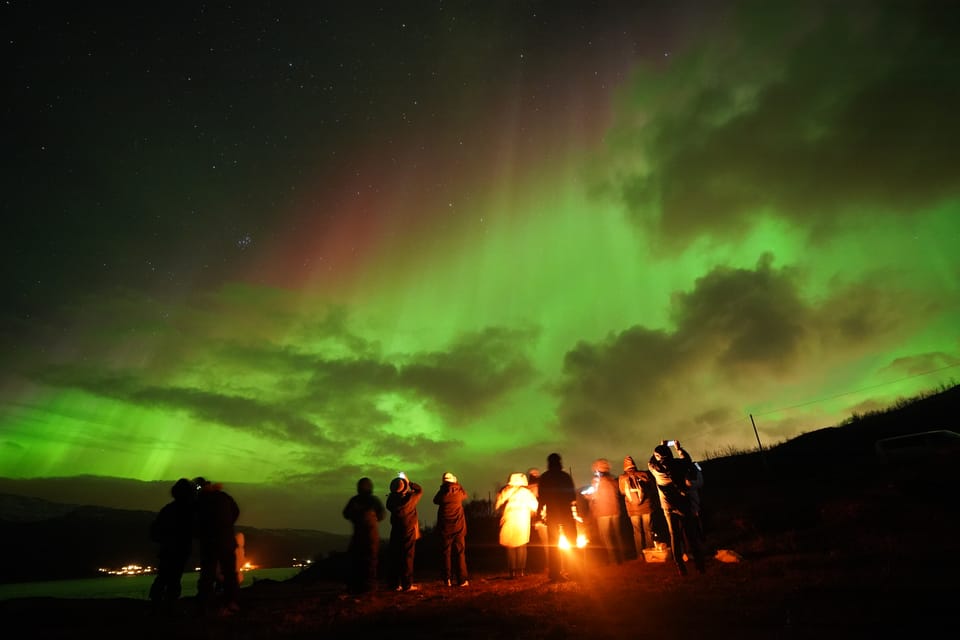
[
  {"x1": 23, "y1": 320, "x2": 539, "y2": 448},
  {"x1": 607, "y1": 1, "x2": 960, "y2": 250},
  {"x1": 29, "y1": 366, "x2": 336, "y2": 447},
  {"x1": 880, "y1": 352, "x2": 960, "y2": 378},
  {"x1": 398, "y1": 326, "x2": 539, "y2": 421},
  {"x1": 555, "y1": 254, "x2": 923, "y2": 439}
]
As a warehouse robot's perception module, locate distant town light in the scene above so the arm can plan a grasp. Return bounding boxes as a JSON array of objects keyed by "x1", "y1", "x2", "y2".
[{"x1": 97, "y1": 564, "x2": 154, "y2": 576}]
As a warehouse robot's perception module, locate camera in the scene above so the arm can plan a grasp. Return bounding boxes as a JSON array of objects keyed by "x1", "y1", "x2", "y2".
[
  {"x1": 666, "y1": 440, "x2": 677, "y2": 447},
  {"x1": 397, "y1": 471, "x2": 407, "y2": 479}
]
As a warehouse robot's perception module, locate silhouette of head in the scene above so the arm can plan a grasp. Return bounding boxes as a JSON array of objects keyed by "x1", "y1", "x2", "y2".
[
  {"x1": 623, "y1": 456, "x2": 638, "y2": 471},
  {"x1": 390, "y1": 477, "x2": 409, "y2": 494},
  {"x1": 653, "y1": 444, "x2": 673, "y2": 460},
  {"x1": 357, "y1": 477, "x2": 373, "y2": 495},
  {"x1": 171, "y1": 478, "x2": 195, "y2": 501},
  {"x1": 547, "y1": 453, "x2": 562, "y2": 470}
]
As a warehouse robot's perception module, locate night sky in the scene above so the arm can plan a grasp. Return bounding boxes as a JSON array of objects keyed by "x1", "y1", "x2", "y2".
[{"x1": 3, "y1": 1, "x2": 959, "y2": 535}]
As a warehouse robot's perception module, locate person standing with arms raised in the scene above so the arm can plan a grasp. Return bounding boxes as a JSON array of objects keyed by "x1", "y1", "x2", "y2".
[
  {"x1": 433, "y1": 471, "x2": 470, "y2": 587},
  {"x1": 386, "y1": 473, "x2": 423, "y2": 592}
]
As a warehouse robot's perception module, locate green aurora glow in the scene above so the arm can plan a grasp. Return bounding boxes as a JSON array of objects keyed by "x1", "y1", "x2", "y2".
[{"x1": 2, "y1": 1, "x2": 958, "y2": 533}]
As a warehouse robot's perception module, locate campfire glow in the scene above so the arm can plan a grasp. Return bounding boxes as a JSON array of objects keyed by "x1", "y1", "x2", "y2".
[{"x1": 558, "y1": 532, "x2": 588, "y2": 550}]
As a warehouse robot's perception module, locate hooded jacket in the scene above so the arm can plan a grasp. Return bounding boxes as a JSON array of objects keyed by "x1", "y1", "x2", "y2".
[
  {"x1": 433, "y1": 479, "x2": 468, "y2": 536},
  {"x1": 495, "y1": 473, "x2": 539, "y2": 547},
  {"x1": 386, "y1": 481, "x2": 423, "y2": 540},
  {"x1": 619, "y1": 457, "x2": 656, "y2": 516}
]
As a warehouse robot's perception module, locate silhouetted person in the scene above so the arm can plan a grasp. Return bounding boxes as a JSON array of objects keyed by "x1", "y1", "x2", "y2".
[
  {"x1": 620, "y1": 456, "x2": 658, "y2": 558},
  {"x1": 537, "y1": 453, "x2": 578, "y2": 582},
  {"x1": 193, "y1": 477, "x2": 241, "y2": 614},
  {"x1": 676, "y1": 444, "x2": 706, "y2": 545},
  {"x1": 386, "y1": 474, "x2": 423, "y2": 591},
  {"x1": 495, "y1": 472, "x2": 539, "y2": 578},
  {"x1": 587, "y1": 458, "x2": 625, "y2": 565},
  {"x1": 433, "y1": 471, "x2": 469, "y2": 587},
  {"x1": 526, "y1": 467, "x2": 548, "y2": 572},
  {"x1": 648, "y1": 442, "x2": 706, "y2": 576},
  {"x1": 342, "y1": 477, "x2": 386, "y2": 594},
  {"x1": 148, "y1": 478, "x2": 196, "y2": 614}
]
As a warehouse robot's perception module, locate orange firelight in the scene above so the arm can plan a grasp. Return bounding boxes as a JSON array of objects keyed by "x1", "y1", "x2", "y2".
[{"x1": 558, "y1": 532, "x2": 588, "y2": 550}]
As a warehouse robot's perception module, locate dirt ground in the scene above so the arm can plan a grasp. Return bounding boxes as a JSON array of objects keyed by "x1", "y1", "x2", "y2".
[{"x1": 2, "y1": 538, "x2": 954, "y2": 640}]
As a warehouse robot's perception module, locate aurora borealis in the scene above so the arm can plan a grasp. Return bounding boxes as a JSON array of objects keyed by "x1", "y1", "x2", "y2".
[{"x1": 3, "y1": 1, "x2": 959, "y2": 534}]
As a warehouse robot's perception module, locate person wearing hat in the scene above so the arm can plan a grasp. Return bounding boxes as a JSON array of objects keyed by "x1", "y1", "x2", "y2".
[
  {"x1": 433, "y1": 471, "x2": 470, "y2": 587},
  {"x1": 495, "y1": 472, "x2": 540, "y2": 578},
  {"x1": 619, "y1": 456, "x2": 658, "y2": 559},
  {"x1": 648, "y1": 441, "x2": 706, "y2": 576},
  {"x1": 587, "y1": 458, "x2": 625, "y2": 565},
  {"x1": 386, "y1": 474, "x2": 423, "y2": 591}
]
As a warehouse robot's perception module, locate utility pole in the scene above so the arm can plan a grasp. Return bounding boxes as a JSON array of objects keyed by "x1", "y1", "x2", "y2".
[{"x1": 750, "y1": 414, "x2": 769, "y2": 470}]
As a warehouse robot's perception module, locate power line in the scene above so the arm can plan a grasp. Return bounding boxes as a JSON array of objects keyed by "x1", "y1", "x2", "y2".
[{"x1": 749, "y1": 362, "x2": 960, "y2": 418}]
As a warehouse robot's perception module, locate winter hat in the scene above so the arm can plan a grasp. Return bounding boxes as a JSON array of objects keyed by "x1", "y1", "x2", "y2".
[
  {"x1": 390, "y1": 477, "x2": 409, "y2": 494},
  {"x1": 507, "y1": 472, "x2": 528, "y2": 487},
  {"x1": 623, "y1": 456, "x2": 638, "y2": 471},
  {"x1": 592, "y1": 458, "x2": 611, "y2": 474},
  {"x1": 443, "y1": 472, "x2": 458, "y2": 484}
]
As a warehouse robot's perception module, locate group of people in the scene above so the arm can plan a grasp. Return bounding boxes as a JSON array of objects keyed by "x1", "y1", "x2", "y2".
[
  {"x1": 584, "y1": 441, "x2": 706, "y2": 576},
  {"x1": 147, "y1": 440, "x2": 703, "y2": 612},
  {"x1": 341, "y1": 440, "x2": 707, "y2": 591},
  {"x1": 148, "y1": 476, "x2": 242, "y2": 615},
  {"x1": 342, "y1": 471, "x2": 469, "y2": 594}
]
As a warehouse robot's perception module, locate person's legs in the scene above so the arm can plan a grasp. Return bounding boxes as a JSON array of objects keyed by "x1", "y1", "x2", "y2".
[
  {"x1": 218, "y1": 547, "x2": 239, "y2": 607},
  {"x1": 453, "y1": 532, "x2": 468, "y2": 584},
  {"x1": 546, "y1": 521, "x2": 561, "y2": 580},
  {"x1": 683, "y1": 514, "x2": 706, "y2": 573},
  {"x1": 640, "y1": 513, "x2": 654, "y2": 549},
  {"x1": 401, "y1": 533, "x2": 417, "y2": 589},
  {"x1": 440, "y1": 534, "x2": 454, "y2": 583},
  {"x1": 195, "y1": 545, "x2": 221, "y2": 613},
  {"x1": 596, "y1": 516, "x2": 616, "y2": 563},
  {"x1": 666, "y1": 512, "x2": 687, "y2": 575},
  {"x1": 629, "y1": 514, "x2": 644, "y2": 557}
]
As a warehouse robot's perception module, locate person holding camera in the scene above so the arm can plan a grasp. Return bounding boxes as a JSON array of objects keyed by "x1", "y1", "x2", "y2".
[
  {"x1": 433, "y1": 471, "x2": 470, "y2": 587},
  {"x1": 386, "y1": 474, "x2": 423, "y2": 592},
  {"x1": 648, "y1": 441, "x2": 706, "y2": 576}
]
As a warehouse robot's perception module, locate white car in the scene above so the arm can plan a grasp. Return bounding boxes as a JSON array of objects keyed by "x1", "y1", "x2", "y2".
[{"x1": 874, "y1": 429, "x2": 960, "y2": 464}]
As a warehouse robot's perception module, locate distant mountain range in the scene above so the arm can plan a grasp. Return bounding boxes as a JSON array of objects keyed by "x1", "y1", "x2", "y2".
[{"x1": 0, "y1": 494, "x2": 349, "y2": 584}]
